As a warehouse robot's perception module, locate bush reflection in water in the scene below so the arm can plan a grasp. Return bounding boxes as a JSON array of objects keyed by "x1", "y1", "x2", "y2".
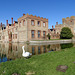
[{"x1": 61, "y1": 43, "x2": 73, "y2": 49}]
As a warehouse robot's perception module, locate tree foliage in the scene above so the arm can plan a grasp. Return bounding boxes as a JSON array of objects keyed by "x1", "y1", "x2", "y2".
[{"x1": 60, "y1": 27, "x2": 73, "y2": 39}]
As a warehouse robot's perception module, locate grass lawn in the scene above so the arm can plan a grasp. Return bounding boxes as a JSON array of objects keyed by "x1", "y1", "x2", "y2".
[{"x1": 0, "y1": 47, "x2": 75, "y2": 75}]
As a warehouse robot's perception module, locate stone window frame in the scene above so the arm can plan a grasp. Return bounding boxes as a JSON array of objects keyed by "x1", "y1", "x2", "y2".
[
  {"x1": 23, "y1": 20, "x2": 25, "y2": 26},
  {"x1": 13, "y1": 34, "x2": 14, "y2": 39},
  {"x1": 16, "y1": 46, "x2": 17, "y2": 51},
  {"x1": 31, "y1": 20, "x2": 35, "y2": 26},
  {"x1": 32, "y1": 46, "x2": 35, "y2": 55},
  {"x1": 43, "y1": 22, "x2": 46, "y2": 27},
  {"x1": 38, "y1": 30, "x2": 41, "y2": 38},
  {"x1": 31, "y1": 30, "x2": 35, "y2": 38},
  {"x1": 37, "y1": 21, "x2": 41, "y2": 26},
  {"x1": 15, "y1": 34, "x2": 17, "y2": 39},
  {"x1": 43, "y1": 31, "x2": 46, "y2": 38},
  {"x1": 9, "y1": 34, "x2": 11, "y2": 39}
]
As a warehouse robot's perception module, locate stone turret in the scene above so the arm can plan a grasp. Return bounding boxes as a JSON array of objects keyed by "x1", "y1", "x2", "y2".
[
  {"x1": 62, "y1": 16, "x2": 75, "y2": 25},
  {"x1": 62, "y1": 18, "x2": 65, "y2": 24}
]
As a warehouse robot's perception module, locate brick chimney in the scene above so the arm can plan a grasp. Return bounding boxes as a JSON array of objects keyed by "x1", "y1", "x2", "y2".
[
  {"x1": 56, "y1": 22, "x2": 58, "y2": 25},
  {"x1": 6, "y1": 20, "x2": 8, "y2": 26},
  {"x1": 11, "y1": 17, "x2": 13, "y2": 24},
  {"x1": 52, "y1": 25, "x2": 53, "y2": 29},
  {"x1": 6, "y1": 20, "x2": 9, "y2": 28},
  {"x1": 1, "y1": 22, "x2": 2, "y2": 27},
  {"x1": 23, "y1": 14, "x2": 25, "y2": 16}
]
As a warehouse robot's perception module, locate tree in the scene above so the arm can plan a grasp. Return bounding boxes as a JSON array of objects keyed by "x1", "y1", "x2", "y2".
[
  {"x1": 60, "y1": 27, "x2": 73, "y2": 39},
  {"x1": 47, "y1": 33, "x2": 50, "y2": 39}
]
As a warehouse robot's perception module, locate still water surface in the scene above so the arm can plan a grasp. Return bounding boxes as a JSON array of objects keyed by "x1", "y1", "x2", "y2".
[{"x1": 0, "y1": 42, "x2": 75, "y2": 63}]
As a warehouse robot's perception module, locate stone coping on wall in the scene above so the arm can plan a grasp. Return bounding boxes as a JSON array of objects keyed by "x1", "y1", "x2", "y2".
[
  {"x1": 0, "y1": 39, "x2": 75, "y2": 43},
  {"x1": 30, "y1": 39, "x2": 75, "y2": 44}
]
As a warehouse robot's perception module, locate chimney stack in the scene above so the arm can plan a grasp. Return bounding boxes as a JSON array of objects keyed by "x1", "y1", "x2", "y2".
[
  {"x1": 23, "y1": 14, "x2": 25, "y2": 16},
  {"x1": 11, "y1": 17, "x2": 13, "y2": 24},
  {"x1": 56, "y1": 22, "x2": 58, "y2": 25},
  {"x1": 6, "y1": 20, "x2": 8, "y2": 26},
  {"x1": 1, "y1": 22, "x2": 2, "y2": 27},
  {"x1": 52, "y1": 25, "x2": 53, "y2": 29},
  {"x1": 6, "y1": 20, "x2": 9, "y2": 28}
]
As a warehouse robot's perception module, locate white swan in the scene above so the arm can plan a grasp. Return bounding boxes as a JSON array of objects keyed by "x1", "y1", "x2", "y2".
[{"x1": 22, "y1": 46, "x2": 32, "y2": 58}]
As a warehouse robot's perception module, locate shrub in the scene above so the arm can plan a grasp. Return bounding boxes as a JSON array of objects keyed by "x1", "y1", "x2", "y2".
[{"x1": 60, "y1": 27, "x2": 73, "y2": 39}]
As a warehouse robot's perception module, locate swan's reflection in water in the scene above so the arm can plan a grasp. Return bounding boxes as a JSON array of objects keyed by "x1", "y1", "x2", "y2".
[{"x1": 0, "y1": 43, "x2": 74, "y2": 63}]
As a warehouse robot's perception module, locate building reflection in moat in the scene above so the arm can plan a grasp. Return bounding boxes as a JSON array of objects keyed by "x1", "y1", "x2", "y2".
[{"x1": 0, "y1": 42, "x2": 74, "y2": 63}]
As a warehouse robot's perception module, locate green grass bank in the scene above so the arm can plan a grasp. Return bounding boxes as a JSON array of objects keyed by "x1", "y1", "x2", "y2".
[{"x1": 0, "y1": 47, "x2": 75, "y2": 75}]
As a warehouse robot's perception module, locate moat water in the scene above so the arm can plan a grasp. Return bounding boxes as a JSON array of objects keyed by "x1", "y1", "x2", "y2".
[{"x1": 0, "y1": 42, "x2": 75, "y2": 63}]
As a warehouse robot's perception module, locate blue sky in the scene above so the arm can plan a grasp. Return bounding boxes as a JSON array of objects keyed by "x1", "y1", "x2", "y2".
[{"x1": 0, "y1": 0, "x2": 75, "y2": 28}]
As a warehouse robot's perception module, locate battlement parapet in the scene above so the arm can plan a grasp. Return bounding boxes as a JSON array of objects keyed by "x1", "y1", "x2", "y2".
[
  {"x1": 70, "y1": 16, "x2": 75, "y2": 19},
  {"x1": 18, "y1": 13, "x2": 48, "y2": 22}
]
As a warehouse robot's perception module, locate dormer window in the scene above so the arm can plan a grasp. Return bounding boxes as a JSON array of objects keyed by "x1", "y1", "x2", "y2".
[
  {"x1": 31, "y1": 20, "x2": 34, "y2": 25},
  {"x1": 23, "y1": 20, "x2": 25, "y2": 26},
  {"x1": 43, "y1": 22, "x2": 46, "y2": 27}
]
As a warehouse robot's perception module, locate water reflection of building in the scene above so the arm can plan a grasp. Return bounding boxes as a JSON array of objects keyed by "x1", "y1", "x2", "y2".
[
  {"x1": 0, "y1": 43, "x2": 22, "y2": 60},
  {"x1": 0, "y1": 43, "x2": 72, "y2": 60},
  {"x1": 49, "y1": 44, "x2": 61, "y2": 51},
  {"x1": 27, "y1": 45, "x2": 48, "y2": 55}
]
